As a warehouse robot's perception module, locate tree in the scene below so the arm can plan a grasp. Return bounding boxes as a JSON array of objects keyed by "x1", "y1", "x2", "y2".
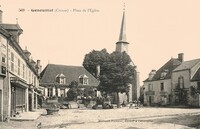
[
  {"x1": 67, "y1": 81, "x2": 83, "y2": 101},
  {"x1": 98, "y1": 52, "x2": 135, "y2": 107},
  {"x1": 83, "y1": 49, "x2": 110, "y2": 77},
  {"x1": 83, "y1": 49, "x2": 136, "y2": 108}
]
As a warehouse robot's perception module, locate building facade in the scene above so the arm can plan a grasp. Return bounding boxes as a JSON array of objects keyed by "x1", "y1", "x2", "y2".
[
  {"x1": 172, "y1": 58, "x2": 200, "y2": 106},
  {"x1": 0, "y1": 10, "x2": 41, "y2": 121},
  {"x1": 39, "y1": 64, "x2": 99, "y2": 99},
  {"x1": 143, "y1": 53, "x2": 200, "y2": 107}
]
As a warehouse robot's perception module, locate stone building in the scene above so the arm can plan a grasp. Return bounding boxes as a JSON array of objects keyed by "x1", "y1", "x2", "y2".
[
  {"x1": 39, "y1": 64, "x2": 99, "y2": 98},
  {"x1": 143, "y1": 53, "x2": 200, "y2": 107},
  {"x1": 0, "y1": 10, "x2": 42, "y2": 121}
]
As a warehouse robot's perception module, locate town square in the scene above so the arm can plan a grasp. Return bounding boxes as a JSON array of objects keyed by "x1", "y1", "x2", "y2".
[{"x1": 1, "y1": 0, "x2": 200, "y2": 129}]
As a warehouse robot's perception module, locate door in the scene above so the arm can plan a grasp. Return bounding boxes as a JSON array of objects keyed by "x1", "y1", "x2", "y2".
[
  {"x1": 11, "y1": 86, "x2": 16, "y2": 116},
  {"x1": 0, "y1": 90, "x2": 2, "y2": 121},
  {"x1": 149, "y1": 96, "x2": 152, "y2": 105}
]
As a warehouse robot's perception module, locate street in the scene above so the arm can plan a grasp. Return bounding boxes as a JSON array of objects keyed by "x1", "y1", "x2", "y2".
[{"x1": 1, "y1": 107, "x2": 200, "y2": 129}]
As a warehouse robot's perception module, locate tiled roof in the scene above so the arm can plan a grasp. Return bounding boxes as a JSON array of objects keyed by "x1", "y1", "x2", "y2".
[
  {"x1": 173, "y1": 59, "x2": 200, "y2": 72},
  {"x1": 40, "y1": 64, "x2": 99, "y2": 87},
  {"x1": 0, "y1": 23, "x2": 22, "y2": 30},
  {"x1": 144, "y1": 58, "x2": 181, "y2": 82}
]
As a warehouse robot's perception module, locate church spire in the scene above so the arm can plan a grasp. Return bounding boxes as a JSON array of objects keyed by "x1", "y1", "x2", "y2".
[
  {"x1": 119, "y1": 4, "x2": 126, "y2": 42},
  {"x1": 116, "y1": 3, "x2": 129, "y2": 53}
]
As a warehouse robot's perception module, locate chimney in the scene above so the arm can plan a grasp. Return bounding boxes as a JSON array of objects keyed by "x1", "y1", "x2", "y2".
[
  {"x1": 0, "y1": 10, "x2": 2, "y2": 23},
  {"x1": 36, "y1": 60, "x2": 41, "y2": 75},
  {"x1": 36, "y1": 60, "x2": 41, "y2": 68},
  {"x1": 178, "y1": 53, "x2": 184, "y2": 62},
  {"x1": 24, "y1": 46, "x2": 31, "y2": 60},
  {"x1": 148, "y1": 69, "x2": 156, "y2": 80}
]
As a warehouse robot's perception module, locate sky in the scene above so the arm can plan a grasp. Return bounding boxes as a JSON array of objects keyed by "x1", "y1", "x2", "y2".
[{"x1": 1, "y1": 0, "x2": 200, "y2": 85}]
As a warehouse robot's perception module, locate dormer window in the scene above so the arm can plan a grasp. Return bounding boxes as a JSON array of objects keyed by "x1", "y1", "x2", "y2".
[
  {"x1": 160, "y1": 69, "x2": 168, "y2": 79},
  {"x1": 56, "y1": 73, "x2": 66, "y2": 84},
  {"x1": 79, "y1": 74, "x2": 89, "y2": 85}
]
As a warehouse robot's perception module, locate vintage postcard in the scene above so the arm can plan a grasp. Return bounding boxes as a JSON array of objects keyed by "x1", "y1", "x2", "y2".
[{"x1": 0, "y1": 0, "x2": 200, "y2": 129}]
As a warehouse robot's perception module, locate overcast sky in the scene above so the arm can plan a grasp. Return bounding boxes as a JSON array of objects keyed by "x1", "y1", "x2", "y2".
[{"x1": 1, "y1": 0, "x2": 200, "y2": 85}]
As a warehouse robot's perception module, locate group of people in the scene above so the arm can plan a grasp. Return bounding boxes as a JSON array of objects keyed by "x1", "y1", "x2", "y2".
[{"x1": 129, "y1": 100, "x2": 142, "y2": 108}]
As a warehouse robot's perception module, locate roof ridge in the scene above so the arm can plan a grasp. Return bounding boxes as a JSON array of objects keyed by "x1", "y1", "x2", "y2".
[
  {"x1": 48, "y1": 64, "x2": 83, "y2": 67},
  {"x1": 183, "y1": 58, "x2": 200, "y2": 63}
]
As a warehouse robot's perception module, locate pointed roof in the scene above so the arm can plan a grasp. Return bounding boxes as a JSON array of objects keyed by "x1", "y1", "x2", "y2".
[{"x1": 118, "y1": 11, "x2": 127, "y2": 42}]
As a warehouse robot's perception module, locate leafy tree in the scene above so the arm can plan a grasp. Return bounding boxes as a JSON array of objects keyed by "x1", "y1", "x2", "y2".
[
  {"x1": 69, "y1": 80, "x2": 79, "y2": 88},
  {"x1": 83, "y1": 49, "x2": 110, "y2": 77},
  {"x1": 98, "y1": 52, "x2": 135, "y2": 107},
  {"x1": 67, "y1": 81, "x2": 83, "y2": 100},
  {"x1": 83, "y1": 49, "x2": 136, "y2": 108}
]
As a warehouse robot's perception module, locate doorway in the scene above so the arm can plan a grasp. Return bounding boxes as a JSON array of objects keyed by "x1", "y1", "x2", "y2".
[{"x1": 149, "y1": 96, "x2": 152, "y2": 105}]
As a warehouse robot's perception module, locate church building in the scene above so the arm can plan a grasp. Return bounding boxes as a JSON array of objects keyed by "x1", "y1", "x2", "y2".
[{"x1": 115, "y1": 8, "x2": 140, "y2": 103}]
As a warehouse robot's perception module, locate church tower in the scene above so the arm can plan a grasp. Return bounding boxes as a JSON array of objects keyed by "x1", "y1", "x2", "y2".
[
  {"x1": 115, "y1": 8, "x2": 129, "y2": 53},
  {"x1": 115, "y1": 4, "x2": 140, "y2": 103}
]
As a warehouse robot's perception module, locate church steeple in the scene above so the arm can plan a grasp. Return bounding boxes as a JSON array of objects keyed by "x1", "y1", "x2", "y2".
[
  {"x1": 116, "y1": 3, "x2": 129, "y2": 53},
  {"x1": 119, "y1": 10, "x2": 126, "y2": 42}
]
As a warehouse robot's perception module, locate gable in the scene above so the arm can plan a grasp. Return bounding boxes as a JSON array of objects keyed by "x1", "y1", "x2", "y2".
[{"x1": 192, "y1": 67, "x2": 200, "y2": 81}]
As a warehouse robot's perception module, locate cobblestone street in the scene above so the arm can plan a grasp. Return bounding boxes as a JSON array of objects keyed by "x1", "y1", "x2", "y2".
[{"x1": 1, "y1": 107, "x2": 200, "y2": 129}]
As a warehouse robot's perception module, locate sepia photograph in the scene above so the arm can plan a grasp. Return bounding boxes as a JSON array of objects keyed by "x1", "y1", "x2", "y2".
[{"x1": 0, "y1": 0, "x2": 200, "y2": 128}]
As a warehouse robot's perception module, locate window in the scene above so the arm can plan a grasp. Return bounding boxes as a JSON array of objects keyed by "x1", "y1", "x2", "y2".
[
  {"x1": 79, "y1": 74, "x2": 89, "y2": 85},
  {"x1": 60, "y1": 89, "x2": 65, "y2": 97},
  {"x1": 148, "y1": 84, "x2": 153, "y2": 91},
  {"x1": 83, "y1": 78, "x2": 88, "y2": 85},
  {"x1": 29, "y1": 71, "x2": 31, "y2": 83},
  {"x1": 60, "y1": 77, "x2": 66, "y2": 84},
  {"x1": 56, "y1": 73, "x2": 66, "y2": 84},
  {"x1": 178, "y1": 76, "x2": 184, "y2": 89},
  {"x1": 160, "y1": 82, "x2": 164, "y2": 91},
  {"x1": 48, "y1": 88, "x2": 53, "y2": 97},
  {"x1": 56, "y1": 88, "x2": 58, "y2": 96},
  {"x1": 11, "y1": 52, "x2": 14, "y2": 72},
  {"x1": 34, "y1": 76, "x2": 36, "y2": 86},
  {"x1": 17, "y1": 59, "x2": 20, "y2": 75},
  {"x1": 1, "y1": 54, "x2": 6, "y2": 63},
  {"x1": 22, "y1": 64, "x2": 25, "y2": 78},
  {"x1": 197, "y1": 82, "x2": 200, "y2": 90}
]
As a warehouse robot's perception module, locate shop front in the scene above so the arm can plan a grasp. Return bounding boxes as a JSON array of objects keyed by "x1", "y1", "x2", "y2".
[{"x1": 10, "y1": 77, "x2": 28, "y2": 117}]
